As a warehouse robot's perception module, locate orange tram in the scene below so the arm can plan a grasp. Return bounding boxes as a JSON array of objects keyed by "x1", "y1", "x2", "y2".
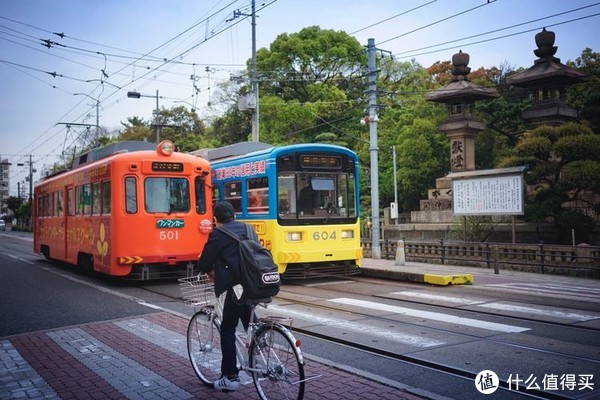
[{"x1": 33, "y1": 141, "x2": 213, "y2": 280}]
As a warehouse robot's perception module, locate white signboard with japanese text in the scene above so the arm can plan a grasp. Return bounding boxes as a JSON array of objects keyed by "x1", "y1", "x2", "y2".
[{"x1": 452, "y1": 174, "x2": 524, "y2": 215}]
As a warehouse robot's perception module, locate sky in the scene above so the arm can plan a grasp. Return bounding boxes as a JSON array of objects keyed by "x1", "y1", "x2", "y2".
[{"x1": 1, "y1": 0, "x2": 599, "y2": 197}]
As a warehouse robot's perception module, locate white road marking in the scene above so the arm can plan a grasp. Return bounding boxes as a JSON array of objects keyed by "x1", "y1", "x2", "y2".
[
  {"x1": 391, "y1": 291, "x2": 485, "y2": 305},
  {"x1": 3, "y1": 253, "x2": 35, "y2": 264},
  {"x1": 329, "y1": 297, "x2": 530, "y2": 333},
  {"x1": 268, "y1": 304, "x2": 445, "y2": 348},
  {"x1": 486, "y1": 283, "x2": 600, "y2": 300},
  {"x1": 390, "y1": 290, "x2": 600, "y2": 322},
  {"x1": 476, "y1": 302, "x2": 600, "y2": 322}
]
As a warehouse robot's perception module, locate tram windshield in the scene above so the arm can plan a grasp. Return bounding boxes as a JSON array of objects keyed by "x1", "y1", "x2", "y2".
[
  {"x1": 277, "y1": 172, "x2": 357, "y2": 223},
  {"x1": 144, "y1": 177, "x2": 190, "y2": 213}
]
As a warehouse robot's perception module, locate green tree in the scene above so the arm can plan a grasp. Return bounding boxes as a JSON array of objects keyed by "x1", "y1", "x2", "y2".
[
  {"x1": 497, "y1": 122, "x2": 600, "y2": 243},
  {"x1": 256, "y1": 26, "x2": 365, "y2": 101},
  {"x1": 253, "y1": 26, "x2": 366, "y2": 147},
  {"x1": 119, "y1": 116, "x2": 151, "y2": 141},
  {"x1": 119, "y1": 107, "x2": 209, "y2": 152},
  {"x1": 368, "y1": 58, "x2": 448, "y2": 212},
  {"x1": 567, "y1": 48, "x2": 600, "y2": 132},
  {"x1": 158, "y1": 106, "x2": 207, "y2": 152}
]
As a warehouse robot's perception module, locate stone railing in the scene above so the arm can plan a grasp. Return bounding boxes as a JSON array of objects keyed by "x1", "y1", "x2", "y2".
[{"x1": 360, "y1": 239, "x2": 600, "y2": 278}]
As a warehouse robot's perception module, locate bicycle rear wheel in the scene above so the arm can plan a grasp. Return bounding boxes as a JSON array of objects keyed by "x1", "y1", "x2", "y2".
[
  {"x1": 187, "y1": 310, "x2": 222, "y2": 385},
  {"x1": 249, "y1": 324, "x2": 305, "y2": 400}
]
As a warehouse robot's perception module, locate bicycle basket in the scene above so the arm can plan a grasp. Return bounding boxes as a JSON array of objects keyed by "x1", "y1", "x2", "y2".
[{"x1": 178, "y1": 274, "x2": 215, "y2": 307}]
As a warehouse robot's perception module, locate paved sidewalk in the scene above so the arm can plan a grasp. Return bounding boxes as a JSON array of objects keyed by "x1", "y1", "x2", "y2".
[{"x1": 1, "y1": 312, "x2": 427, "y2": 400}]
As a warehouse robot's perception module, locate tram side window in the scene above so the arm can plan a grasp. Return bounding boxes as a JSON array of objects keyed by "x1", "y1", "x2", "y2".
[
  {"x1": 194, "y1": 176, "x2": 207, "y2": 214},
  {"x1": 57, "y1": 191, "x2": 64, "y2": 217},
  {"x1": 336, "y1": 174, "x2": 357, "y2": 217},
  {"x1": 40, "y1": 194, "x2": 46, "y2": 217},
  {"x1": 223, "y1": 181, "x2": 242, "y2": 213},
  {"x1": 85, "y1": 184, "x2": 92, "y2": 215},
  {"x1": 67, "y1": 188, "x2": 74, "y2": 216},
  {"x1": 102, "y1": 180, "x2": 111, "y2": 215},
  {"x1": 92, "y1": 182, "x2": 100, "y2": 215},
  {"x1": 212, "y1": 186, "x2": 220, "y2": 208},
  {"x1": 47, "y1": 193, "x2": 53, "y2": 216},
  {"x1": 277, "y1": 173, "x2": 296, "y2": 218},
  {"x1": 125, "y1": 177, "x2": 137, "y2": 214},
  {"x1": 247, "y1": 177, "x2": 268, "y2": 214},
  {"x1": 76, "y1": 186, "x2": 83, "y2": 215}
]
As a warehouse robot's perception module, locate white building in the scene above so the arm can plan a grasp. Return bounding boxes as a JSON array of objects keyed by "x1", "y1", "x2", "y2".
[{"x1": 0, "y1": 157, "x2": 10, "y2": 216}]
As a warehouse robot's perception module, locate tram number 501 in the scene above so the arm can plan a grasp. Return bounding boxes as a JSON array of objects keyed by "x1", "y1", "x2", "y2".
[
  {"x1": 313, "y1": 231, "x2": 336, "y2": 241},
  {"x1": 159, "y1": 230, "x2": 179, "y2": 240}
]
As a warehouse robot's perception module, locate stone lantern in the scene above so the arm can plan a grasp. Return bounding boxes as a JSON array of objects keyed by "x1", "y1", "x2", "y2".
[
  {"x1": 425, "y1": 51, "x2": 498, "y2": 172},
  {"x1": 407, "y1": 51, "x2": 498, "y2": 222},
  {"x1": 506, "y1": 28, "x2": 587, "y2": 126}
]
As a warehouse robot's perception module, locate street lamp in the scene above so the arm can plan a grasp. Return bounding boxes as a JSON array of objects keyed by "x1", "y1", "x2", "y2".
[
  {"x1": 127, "y1": 90, "x2": 160, "y2": 143},
  {"x1": 74, "y1": 93, "x2": 100, "y2": 140}
]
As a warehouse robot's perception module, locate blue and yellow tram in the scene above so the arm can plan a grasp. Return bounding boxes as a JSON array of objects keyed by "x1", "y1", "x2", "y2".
[{"x1": 195, "y1": 142, "x2": 362, "y2": 278}]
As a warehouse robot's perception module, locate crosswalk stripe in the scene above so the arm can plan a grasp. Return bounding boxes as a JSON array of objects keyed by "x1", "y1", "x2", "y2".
[
  {"x1": 268, "y1": 304, "x2": 445, "y2": 348},
  {"x1": 329, "y1": 298, "x2": 530, "y2": 333},
  {"x1": 486, "y1": 283, "x2": 600, "y2": 300},
  {"x1": 391, "y1": 291, "x2": 485, "y2": 305},
  {"x1": 477, "y1": 302, "x2": 600, "y2": 321},
  {"x1": 389, "y1": 291, "x2": 600, "y2": 322}
]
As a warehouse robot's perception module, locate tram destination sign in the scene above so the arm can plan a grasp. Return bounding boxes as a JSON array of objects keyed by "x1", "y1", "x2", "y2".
[
  {"x1": 156, "y1": 219, "x2": 185, "y2": 228},
  {"x1": 448, "y1": 167, "x2": 526, "y2": 216}
]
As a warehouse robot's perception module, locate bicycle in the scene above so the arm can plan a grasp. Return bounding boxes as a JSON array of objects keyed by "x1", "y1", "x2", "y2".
[{"x1": 179, "y1": 274, "x2": 306, "y2": 400}]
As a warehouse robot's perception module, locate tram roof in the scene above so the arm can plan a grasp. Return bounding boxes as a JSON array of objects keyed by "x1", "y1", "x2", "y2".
[
  {"x1": 191, "y1": 142, "x2": 357, "y2": 164},
  {"x1": 190, "y1": 142, "x2": 273, "y2": 162},
  {"x1": 72, "y1": 141, "x2": 156, "y2": 168}
]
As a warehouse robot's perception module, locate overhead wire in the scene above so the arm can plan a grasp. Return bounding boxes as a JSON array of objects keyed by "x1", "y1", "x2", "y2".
[
  {"x1": 2, "y1": 0, "x2": 597, "y2": 187},
  {"x1": 2, "y1": 1, "x2": 270, "y2": 170}
]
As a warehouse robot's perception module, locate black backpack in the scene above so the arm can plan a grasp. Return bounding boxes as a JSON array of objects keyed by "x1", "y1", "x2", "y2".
[{"x1": 217, "y1": 224, "x2": 280, "y2": 300}]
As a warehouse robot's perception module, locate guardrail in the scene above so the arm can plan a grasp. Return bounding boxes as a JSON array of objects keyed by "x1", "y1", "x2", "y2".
[{"x1": 361, "y1": 239, "x2": 600, "y2": 278}]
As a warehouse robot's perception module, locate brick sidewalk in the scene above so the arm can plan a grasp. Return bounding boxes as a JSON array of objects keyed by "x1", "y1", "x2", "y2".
[{"x1": 1, "y1": 312, "x2": 426, "y2": 400}]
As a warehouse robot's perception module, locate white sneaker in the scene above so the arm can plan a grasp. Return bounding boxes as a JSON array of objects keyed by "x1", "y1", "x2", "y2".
[{"x1": 213, "y1": 375, "x2": 240, "y2": 391}]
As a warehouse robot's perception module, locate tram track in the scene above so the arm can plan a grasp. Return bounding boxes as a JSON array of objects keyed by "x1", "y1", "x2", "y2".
[
  {"x1": 135, "y1": 280, "x2": 597, "y2": 400},
  {"x1": 280, "y1": 278, "x2": 599, "y2": 400},
  {"x1": 289, "y1": 275, "x2": 600, "y2": 332}
]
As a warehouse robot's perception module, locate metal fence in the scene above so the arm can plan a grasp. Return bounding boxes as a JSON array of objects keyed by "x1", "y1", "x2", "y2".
[{"x1": 361, "y1": 239, "x2": 600, "y2": 278}]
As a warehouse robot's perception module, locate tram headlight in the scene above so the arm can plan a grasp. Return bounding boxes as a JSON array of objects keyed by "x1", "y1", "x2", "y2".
[
  {"x1": 157, "y1": 140, "x2": 175, "y2": 156},
  {"x1": 341, "y1": 230, "x2": 354, "y2": 239},
  {"x1": 287, "y1": 232, "x2": 302, "y2": 241}
]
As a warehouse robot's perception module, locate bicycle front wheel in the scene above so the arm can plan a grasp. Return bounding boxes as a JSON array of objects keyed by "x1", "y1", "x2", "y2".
[
  {"x1": 249, "y1": 324, "x2": 305, "y2": 400},
  {"x1": 187, "y1": 310, "x2": 222, "y2": 386}
]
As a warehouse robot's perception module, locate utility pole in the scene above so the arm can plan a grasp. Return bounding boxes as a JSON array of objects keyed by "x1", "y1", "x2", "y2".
[
  {"x1": 250, "y1": 0, "x2": 259, "y2": 142},
  {"x1": 393, "y1": 145, "x2": 398, "y2": 225},
  {"x1": 28, "y1": 154, "x2": 33, "y2": 202},
  {"x1": 17, "y1": 155, "x2": 35, "y2": 202},
  {"x1": 366, "y1": 38, "x2": 391, "y2": 259},
  {"x1": 229, "y1": 0, "x2": 259, "y2": 141}
]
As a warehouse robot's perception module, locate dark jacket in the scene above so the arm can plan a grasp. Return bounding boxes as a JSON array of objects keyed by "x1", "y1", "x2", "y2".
[{"x1": 196, "y1": 221, "x2": 256, "y2": 296}]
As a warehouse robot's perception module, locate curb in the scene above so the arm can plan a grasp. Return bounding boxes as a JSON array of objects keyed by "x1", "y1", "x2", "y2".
[{"x1": 360, "y1": 267, "x2": 474, "y2": 286}]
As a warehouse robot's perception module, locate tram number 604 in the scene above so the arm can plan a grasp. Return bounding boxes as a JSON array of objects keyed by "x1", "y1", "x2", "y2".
[
  {"x1": 159, "y1": 230, "x2": 179, "y2": 240},
  {"x1": 313, "y1": 231, "x2": 336, "y2": 241}
]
